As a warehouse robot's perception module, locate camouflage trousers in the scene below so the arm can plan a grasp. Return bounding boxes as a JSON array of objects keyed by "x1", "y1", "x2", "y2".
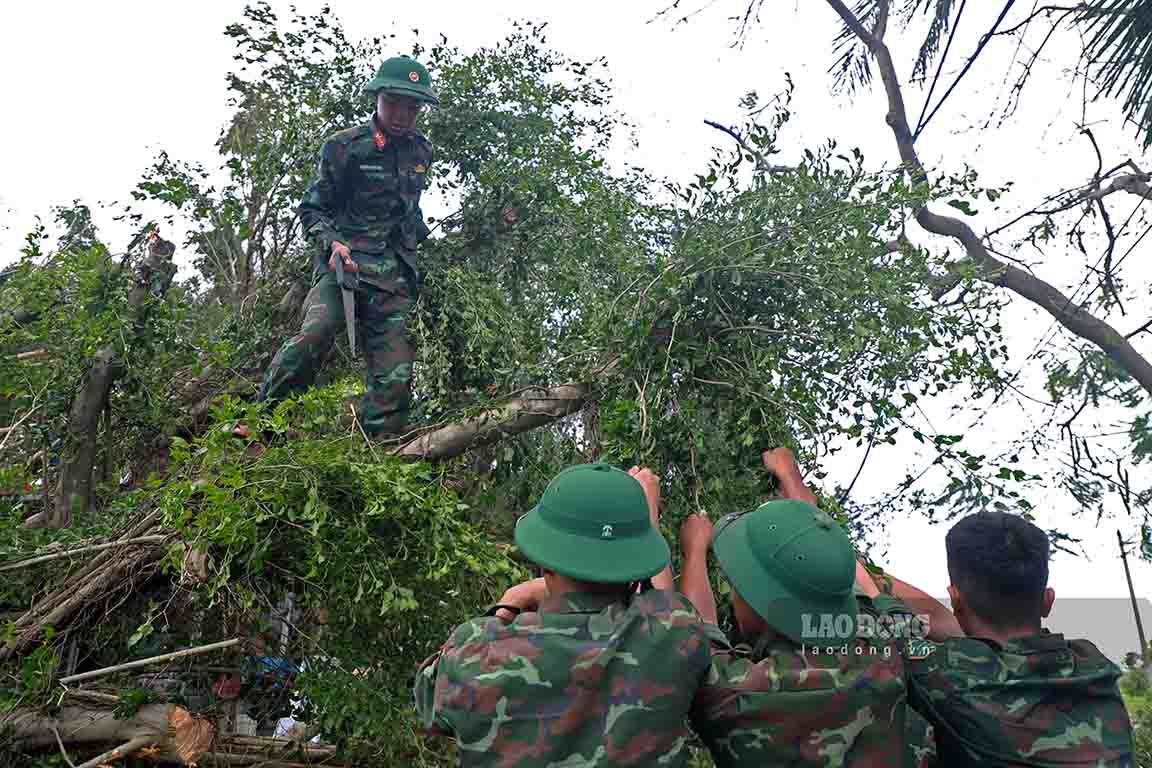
[{"x1": 259, "y1": 254, "x2": 414, "y2": 437}]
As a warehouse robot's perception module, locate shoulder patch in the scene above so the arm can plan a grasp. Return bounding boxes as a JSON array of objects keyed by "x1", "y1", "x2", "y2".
[{"x1": 408, "y1": 131, "x2": 435, "y2": 162}]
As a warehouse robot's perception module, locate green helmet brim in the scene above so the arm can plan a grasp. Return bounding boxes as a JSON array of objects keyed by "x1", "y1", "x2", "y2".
[
  {"x1": 514, "y1": 505, "x2": 670, "y2": 584},
  {"x1": 363, "y1": 79, "x2": 440, "y2": 105}
]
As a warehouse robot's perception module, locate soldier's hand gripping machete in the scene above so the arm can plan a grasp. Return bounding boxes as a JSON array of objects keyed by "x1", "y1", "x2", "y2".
[{"x1": 334, "y1": 252, "x2": 356, "y2": 355}]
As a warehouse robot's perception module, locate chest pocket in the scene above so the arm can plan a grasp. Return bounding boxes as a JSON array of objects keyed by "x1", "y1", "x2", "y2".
[
  {"x1": 357, "y1": 163, "x2": 399, "y2": 193},
  {"x1": 352, "y1": 162, "x2": 401, "y2": 220}
]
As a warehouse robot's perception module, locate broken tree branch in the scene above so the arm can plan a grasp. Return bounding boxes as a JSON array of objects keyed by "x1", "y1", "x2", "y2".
[
  {"x1": 60, "y1": 638, "x2": 242, "y2": 685},
  {"x1": 52, "y1": 725, "x2": 78, "y2": 768},
  {"x1": 393, "y1": 383, "x2": 589, "y2": 461},
  {"x1": 0, "y1": 397, "x2": 42, "y2": 454},
  {"x1": 74, "y1": 736, "x2": 156, "y2": 768},
  {"x1": 1, "y1": 510, "x2": 169, "y2": 659},
  {"x1": 0, "y1": 535, "x2": 169, "y2": 572},
  {"x1": 826, "y1": 0, "x2": 1152, "y2": 397}
]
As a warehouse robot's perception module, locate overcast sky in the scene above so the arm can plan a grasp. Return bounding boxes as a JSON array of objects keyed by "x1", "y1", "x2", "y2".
[{"x1": 2, "y1": 1, "x2": 1148, "y2": 640}]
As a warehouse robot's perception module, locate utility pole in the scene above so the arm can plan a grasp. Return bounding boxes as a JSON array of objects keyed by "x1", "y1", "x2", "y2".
[{"x1": 1118, "y1": 530, "x2": 1149, "y2": 666}]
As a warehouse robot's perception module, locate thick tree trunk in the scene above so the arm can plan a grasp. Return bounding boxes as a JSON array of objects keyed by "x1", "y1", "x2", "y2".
[
  {"x1": 26, "y1": 233, "x2": 177, "y2": 529},
  {"x1": 5, "y1": 698, "x2": 351, "y2": 767}
]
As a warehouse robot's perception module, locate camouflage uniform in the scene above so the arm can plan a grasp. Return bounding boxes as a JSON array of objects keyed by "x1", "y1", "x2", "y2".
[
  {"x1": 905, "y1": 631, "x2": 1135, "y2": 767},
  {"x1": 691, "y1": 594, "x2": 938, "y2": 768},
  {"x1": 260, "y1": 115, "x2": 434, "y2": 436},
  {"x1": 414, "y1": 588, "x2": 716, "y2": 767}
]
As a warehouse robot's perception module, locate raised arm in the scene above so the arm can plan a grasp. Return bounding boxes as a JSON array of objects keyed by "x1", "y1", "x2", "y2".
[
  {"x1": 630, "y1": 467, "x2": 674, "y2": 591},
  {"x1": 678, "y1": 514, "x2": 719, "y2": 625},
  {"x1": 877, "y1": 573, "x2": 965, "y2": 640}
]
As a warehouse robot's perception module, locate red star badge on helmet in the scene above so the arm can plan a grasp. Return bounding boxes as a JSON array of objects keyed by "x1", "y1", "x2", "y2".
[{"x1": 409, "y1": 71, "x2": 420, "y2": 82}]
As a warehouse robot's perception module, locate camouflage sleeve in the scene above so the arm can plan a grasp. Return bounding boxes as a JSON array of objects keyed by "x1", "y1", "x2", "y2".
[
  {"x1": 296, "y1": 138, "x2": 347, "y2": 252},
  {"x1": 412, "y1": 648, "x2": 452, "y2": 735},
  {"x1": 413, "y1": 616, "x2": 486, "y2": 737}
]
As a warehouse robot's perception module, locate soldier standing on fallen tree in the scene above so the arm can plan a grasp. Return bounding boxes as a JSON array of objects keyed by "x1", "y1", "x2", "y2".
[{"x1": 240, "y1": 56, "x2": 438, "y2": 440}]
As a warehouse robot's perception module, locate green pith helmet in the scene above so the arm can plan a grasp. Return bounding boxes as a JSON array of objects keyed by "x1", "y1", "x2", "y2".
[
  {"x1": 363, "y1": 55, "x2": 439, "y2": 105},
  {"x1": 712, "y1": 500, "x2": 858, "y2": 645},
  {"x1": 514, "y1": 464, "x2": 670, "y2": 584}
]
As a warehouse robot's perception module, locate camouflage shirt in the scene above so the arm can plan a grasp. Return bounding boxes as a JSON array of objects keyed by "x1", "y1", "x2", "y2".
[
  {"x1": 906, "y1": 631, "x2": 1135, "y2": 767},
  {"x1": 691, "y1": 596, "x2": 938, "y2": 768},
  {"x1": 413, "y1": 589, "x2": 715, "y2": 767},
  {"x1": 296, "y1": 116, "x2": 434, "y2": 281}
]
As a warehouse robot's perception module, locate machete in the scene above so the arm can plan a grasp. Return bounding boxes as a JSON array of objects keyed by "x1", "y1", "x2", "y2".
[{"x1": 334, "y1": 253, "x2": 356, "y2": 355}]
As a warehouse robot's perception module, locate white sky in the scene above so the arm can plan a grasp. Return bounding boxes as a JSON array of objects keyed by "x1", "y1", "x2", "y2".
[{"x1": 1, "y1": 1, "x2": 1148, "y2": 642}]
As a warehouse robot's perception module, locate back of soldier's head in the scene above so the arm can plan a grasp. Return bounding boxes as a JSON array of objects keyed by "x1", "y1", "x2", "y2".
[{"x1": 946, "y1": 511, "x2": 1050, "y2": 629}]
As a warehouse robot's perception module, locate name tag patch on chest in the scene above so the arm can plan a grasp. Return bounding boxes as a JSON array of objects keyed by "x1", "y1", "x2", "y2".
[{"x1": 360, "y1": 164, "x2": 388, "y2": 172}]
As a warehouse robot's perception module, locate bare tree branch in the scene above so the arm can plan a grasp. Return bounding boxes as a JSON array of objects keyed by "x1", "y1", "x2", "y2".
[
  {"x1": 59, "y1": 638, "x2": 242, "y2": 685},
  {"x1": 703, "y1": 120, "x2": 795, "y2": 174},
  {"x1": 1126, "y1": 317, "x2": 1152, "y2": 339},
  {"x1": 0, "y1": 536, "x2": 168, "y2": 572},
  {"x1": 825, "y1": 0, "x2": 1152, "y2": 397}
]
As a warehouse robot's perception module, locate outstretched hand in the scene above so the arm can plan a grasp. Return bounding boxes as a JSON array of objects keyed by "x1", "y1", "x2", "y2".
[
  {"x1": 762, "y1": 447, "x2": 798, "y2": 478},
  {"x1": 761, "y1": 446, "x2": 819, "y2": 505}
]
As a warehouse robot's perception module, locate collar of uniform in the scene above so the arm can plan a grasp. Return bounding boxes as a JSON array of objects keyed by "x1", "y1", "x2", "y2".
[
  {"x1": 996, "y1": 630, "x2": 1066, "y2": 655},
  {"x1": 369, "y1": 114, "x2": 417, "y2": 150},
  {"x1": 537, "y1": 591, "x2": 627, "y2": 615}
]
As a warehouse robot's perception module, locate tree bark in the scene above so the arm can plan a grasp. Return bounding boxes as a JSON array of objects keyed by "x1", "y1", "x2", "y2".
[
  {"x1": 824, "y1": 0, "x2": 1152, "y2": 398},
  {"x1": 393, "y1": 383, "x2": 589, "y2": 460},
  {"x1": 27, "y1": 233, "x2": 177, "y2": 528},
  {"x1": 5, "y1": 703, "x2": 213, "y2": 766},
  {"x1": 5, "y1": 698, "x2": 352, "y2": 767}
]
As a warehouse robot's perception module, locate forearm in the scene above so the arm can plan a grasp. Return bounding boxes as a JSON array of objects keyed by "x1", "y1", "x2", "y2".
[
  {"x1": 775, "y1": 469, "x2": 819, "y2": 506},
  {"x1": 883, "y1": 574, "x2": 964, "y2": 639},
  {"x1": 855, "y1": 560, "x2": 881, "y2": 599},
  {"x1": 678, "y1": 551, "x2": 718, "y2": 625},
  {"x1": 297, "y1": 205, "x2": 341, "y2": 250}
]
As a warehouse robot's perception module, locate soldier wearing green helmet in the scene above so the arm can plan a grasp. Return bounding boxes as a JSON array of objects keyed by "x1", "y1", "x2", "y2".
[
  {"x1": 414, "y1": 464, "x2": 720, "y2": 767},
  {"x1": 247, "y1": 55, "x2": 439, "y2": 440},
  {"x1": 680, "y1": 447, "x2": 938, "y2": 768}
]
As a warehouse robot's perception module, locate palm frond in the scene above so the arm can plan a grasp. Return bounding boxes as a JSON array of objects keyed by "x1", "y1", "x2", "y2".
[
  {"x1": 830, "y1": 0, "x2": 880, "y2": 94},
  {"x1": 909, "y1": 0, "x2": 957, "y2": 82},
  {"x1": 1079, "y1": 0, "x2": 1152, "y2": 147}
]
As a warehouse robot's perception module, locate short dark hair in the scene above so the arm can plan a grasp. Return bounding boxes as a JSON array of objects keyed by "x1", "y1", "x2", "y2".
[{"x1": 945, "y1": 511, "x2": 1050, "y2": 629}]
